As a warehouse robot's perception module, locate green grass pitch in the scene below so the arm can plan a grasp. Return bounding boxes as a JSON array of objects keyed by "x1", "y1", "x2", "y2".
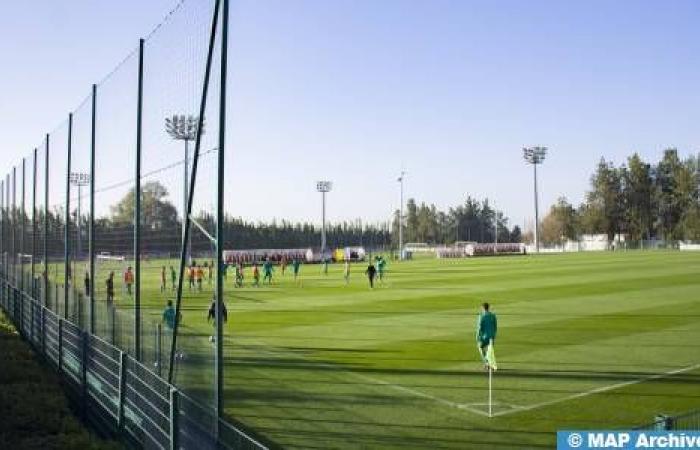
[{"x1": 79, "y1": 251, "x2": 700, "y2": 448}]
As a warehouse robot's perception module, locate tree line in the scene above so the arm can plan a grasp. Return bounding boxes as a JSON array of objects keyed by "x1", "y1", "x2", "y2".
[
  {"x1": 0, "y1": 181, "x2": 392, "y2": 259},
  {"x1": 3, "y1": 148, "x2": 697, "y2": 259},
  {"x1": 390, "y1": 197, "x2": 522, "y2": 246},
  {"x1": 538, "y1": 149, "x2": 700, "y2": 245}
]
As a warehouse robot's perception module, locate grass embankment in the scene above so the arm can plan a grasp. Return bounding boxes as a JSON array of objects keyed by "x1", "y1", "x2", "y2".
[{"x1": 0, "y1": 310, "x2": 120, "y2": 450}]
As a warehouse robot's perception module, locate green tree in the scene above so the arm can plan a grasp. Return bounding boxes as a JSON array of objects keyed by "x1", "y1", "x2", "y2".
[
  {"x1": 655, "y1": 149, "x2": 687, "y2": 239},
  {"x1": 405, "y1": 198, "x2": 418, "y2": 242},
  {"x1": 623, "y1": 153, "x2": 654, "y2": 241},
  {"x1": 539, "y1": 198, "x2": 576, "y2": 245},
  {"x1": 509, "y1": 225, "x2": 522, "y2": 243},
  {"x1": 586, "y1": 158, "x2": 624, "y2": 240},
  {"x1": 110, "y1": 181, "x2": 179, "y2": 231}
]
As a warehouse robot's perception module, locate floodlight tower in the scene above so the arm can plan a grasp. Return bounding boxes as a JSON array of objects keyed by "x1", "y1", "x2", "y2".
[
  {"x1": 165, "y1": 114, "x2": 204, "y2": 263},
  {"x1": 70, "y1": 172, "x2": 90, "y2": 259},
  {"x1": 523, "y1": 146, "x2": 547, "y2": 253},
  {"x1": 397, "y1": 171, "x2": 406, "y2": 259},
  {"x1": 316, "y1": 181, "x2": 332, "y2": 255}
]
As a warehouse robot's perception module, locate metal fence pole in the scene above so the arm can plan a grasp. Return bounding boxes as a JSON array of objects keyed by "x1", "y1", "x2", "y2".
[
  {"x1": 65, "y1": 113, "x2": 73, "y2": 319},
  {"x1": 168, "y1": 0, "x2": 221, "y2": 386},
  {"x1": 32, "y1": 148, "x2": 37, "y2": 297},
  {"x1": 41, "y1": 305, "x2": 46, "y2": 356},
  {"x1": 216, "y1": 0, "x2": 230, "y2": 428},
  {"x1": 81, "y1": 329, "x2": 89, "y2": 418},
  {"x1": 12, "y1": 167, "x2": 16, "y2": 287},
  {"x1": 29, "y1": 299, "x2": 33, "y2": 344},
  {"x1": 58, "y1": 317, "x2": 64, "y2": 373},
  {"x1": 134, "y1": 38, "x2": 144, "y2": 362},
  {"x1": 20, "y1": 158, "x2": 25, "y2": 294},
  {"x1": 1, "y1": 180, "x2": 3, "y2": 281},
  {"x1": 156, "y1": 323, "x2": 162, "y2": 377},
  {"x1": 169, "y1": 387, "x2": 179, "y2": 450},
  {"x1": 44, "y1": 135, "x2": 49, "y2": 308},
  {"x1": 118, "y1": 351, "x2": 127, "y2": 430},
  {"x1": 111, "y1": 303, "x2": 116, "y2": 345},
  {"x1": 89, "y1": 84, "x2": 96, "y2": 334},
  {"x1": 5, "y1": 176, "x2": 8, "y2": 283}
]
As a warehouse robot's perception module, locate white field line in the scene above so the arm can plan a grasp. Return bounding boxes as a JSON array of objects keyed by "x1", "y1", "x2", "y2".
[
  {"x1": 490, "y1": 362, "x2": 700, "y2": 418},
  {"x1": 236, "y1": 338, "x2": 491, "y2": 417},
  {"x1": 235, "y1": 337, "x2": 700, "y2": 420},
  {"x1": 348, "y1": 370, "x2": 490, "y2": 417}
]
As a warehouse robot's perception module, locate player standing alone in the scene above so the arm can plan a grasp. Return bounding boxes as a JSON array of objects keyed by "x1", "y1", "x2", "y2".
[
  {"x1": 207, "y1": 297, "x2": 228, "y2": 343},
  {"x1": 106, "y1": 271, "x2": 115, "y2": 305},
  {"x1": 476, "y1": 302, "x2": 498, "y2": 370},
  {"x1": 124, "y1": 266, "x2": 134, "y2": 296},
  {"x1": 365, "y1": 262, "x2": 377, "y2": 289},
  {"x1": 344, "y1": 260, "x2": 351, "y2": 285},
  {"x1": 160, "y1": 266, "x2": 167, "y2": 293}
]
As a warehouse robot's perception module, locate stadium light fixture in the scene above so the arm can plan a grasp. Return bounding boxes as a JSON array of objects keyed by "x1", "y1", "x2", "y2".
[
  {"x1": 165, "y1": 114, "x2": 205, "y2": 263},
  {"x1": 316, "y1": 181, "x2": 332, "y2": 255},
  {"x1": 523, "y1": 146, "x2": 547, "y2": 253},
  {"x1": 397, "y1": 171, "x2": 406, "y2": 259},
  {"x1": 70, "y1": 172, "x2": 90, "y2": 260}
]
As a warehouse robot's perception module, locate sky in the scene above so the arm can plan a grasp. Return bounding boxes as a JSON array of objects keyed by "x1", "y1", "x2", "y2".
[{"x1": 2, "y1": 0, "x2": 700, "y2": 230}]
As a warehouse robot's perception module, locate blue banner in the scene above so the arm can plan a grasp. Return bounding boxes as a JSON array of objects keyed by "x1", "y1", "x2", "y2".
[{"x1": 557, "y1": 431, "x2": 700, "y2": 449}]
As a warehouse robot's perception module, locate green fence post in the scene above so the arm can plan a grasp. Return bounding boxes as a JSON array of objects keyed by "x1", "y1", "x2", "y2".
[
  {"x1": 64, "y1": 114, "x2": 72, "y2": 319},
  {"x1": 215, "y1": 0, "x2": 230, "y2": 430},
  {"x1": 44, "y1": 135, "x2": 49, "y2": 308},
  {"x1": 167, "y1": 0, "x2": 221, "y2": 386},
  {"x1": 20, "y1": 158, "x2": 25, "y2": 295},
  {"x1": 156, "y1": 323, "x2": 162, "y2": 377},
  {"x1": 12, "y1": 167, "x2": 16, "y2": 288},
  {"x1": 41, "y1": 305, "x2": 46, "y2": 356},
  {"x1": 169, "y1": 387, "x2": 179, "y2": 450},
  {"x1": 32, "y1": 148, "x2": 37, "y2": 298},
  {"x1": 118, "y1": 351, "x2": 127, "y2": 430},
  {"x1": 89, "y1": 84, "x2": 96, "y2": 334},
  {"x1": 134, "y1": 38, "x2": 144, "y2": 362},
  {"x1": 81, "y1": 329, "x2": 89, "y2": 419},
  {"x1": 1, "y1": 180, "x2": 3, "y2": 282},
  {"x1": 58, "y1": 317, "x2": 63, "y2": 373}
]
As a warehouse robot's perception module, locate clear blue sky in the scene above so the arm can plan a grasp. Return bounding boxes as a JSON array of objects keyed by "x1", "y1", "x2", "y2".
[{"x1": 2, "y1": 0, "x2": 699, "y2": 229}]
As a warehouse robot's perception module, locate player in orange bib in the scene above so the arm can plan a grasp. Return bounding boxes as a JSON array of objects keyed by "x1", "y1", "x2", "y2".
[
  {"x1": 124, "y1": 266, "x2": 134, "y2": 295},
  {"x1": 196, "y1": 266, "x2": 204, "y2": 291}
]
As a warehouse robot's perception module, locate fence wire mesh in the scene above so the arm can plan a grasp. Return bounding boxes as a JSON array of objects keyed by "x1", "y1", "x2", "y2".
[{"x1": 0, "y1": 0, "x2": 269, "y2": 448}]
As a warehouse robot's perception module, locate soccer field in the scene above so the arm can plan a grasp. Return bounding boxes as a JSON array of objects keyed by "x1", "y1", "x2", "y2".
[{"x1": 109, "y1": 251, "x2": 700, "y2": 449}]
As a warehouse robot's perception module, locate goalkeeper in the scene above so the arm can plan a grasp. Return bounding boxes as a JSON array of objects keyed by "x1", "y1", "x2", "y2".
[{"x1": 476, "y1": 302, "x2": 497, "y2": 370}]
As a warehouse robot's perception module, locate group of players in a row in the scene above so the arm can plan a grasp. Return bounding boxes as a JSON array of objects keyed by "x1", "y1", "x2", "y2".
[{"x1": 101, "y1": 255, "x2": 390, "y2": 302}]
